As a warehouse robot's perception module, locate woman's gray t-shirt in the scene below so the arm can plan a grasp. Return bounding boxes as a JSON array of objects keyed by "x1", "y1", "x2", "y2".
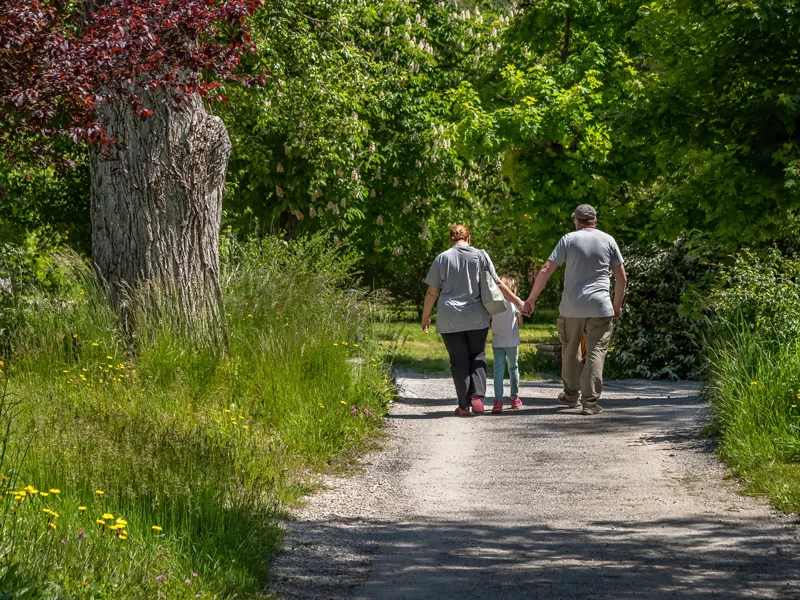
[{"x1": 424, "y1": 246, "x2": 498, "y2": 334}]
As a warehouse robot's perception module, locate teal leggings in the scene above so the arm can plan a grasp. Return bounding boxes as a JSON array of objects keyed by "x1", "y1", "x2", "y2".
[{"x1": 493, "y1": 346, "x2": 520, "y2": 400}]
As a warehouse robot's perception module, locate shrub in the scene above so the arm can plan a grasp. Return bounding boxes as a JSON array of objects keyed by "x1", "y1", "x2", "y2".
[
  {"x1": 606, "y1": 240, "x2": 712, "y2": 380},
  {"x1": 0, "y1": 233, "x2": 392, "y2": 598}
]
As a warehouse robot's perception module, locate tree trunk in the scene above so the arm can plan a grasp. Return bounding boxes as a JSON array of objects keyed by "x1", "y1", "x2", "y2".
[{"x1": 89, "y1": 90, "x2": 231, "y2": 342}]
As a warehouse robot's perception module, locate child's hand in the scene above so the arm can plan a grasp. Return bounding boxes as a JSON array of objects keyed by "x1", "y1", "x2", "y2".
[{"x1": 421, "y1": 315, "x2": 431, "y2": 333}]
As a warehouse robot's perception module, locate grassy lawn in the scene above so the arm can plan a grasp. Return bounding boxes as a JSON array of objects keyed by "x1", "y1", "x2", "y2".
[{"x1": 375, "y1": 320, "x2": 561, "y2": 379}]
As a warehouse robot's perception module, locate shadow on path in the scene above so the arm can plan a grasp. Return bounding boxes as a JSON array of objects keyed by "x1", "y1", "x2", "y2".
[{"x1": 279, "y1": 516, "x2": 800, "y2": 599}]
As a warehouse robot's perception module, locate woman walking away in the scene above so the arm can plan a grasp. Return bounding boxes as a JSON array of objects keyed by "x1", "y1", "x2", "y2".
[
  {"x1": 491, "y1": 275, "x2": 523, "y2": 413},
  {"x1": 421, "y1": 225, "x2": 524, "y2": 417}
]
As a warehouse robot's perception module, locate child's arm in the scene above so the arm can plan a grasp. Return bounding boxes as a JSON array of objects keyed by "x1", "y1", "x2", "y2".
[{"x1": 517, "y1": 312, "x2": 523, "y2": 327}]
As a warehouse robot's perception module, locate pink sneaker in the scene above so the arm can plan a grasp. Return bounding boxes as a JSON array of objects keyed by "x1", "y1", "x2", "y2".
[
  {"x1": 454, "y1": 407, "x2": 471, "y2": 417},
  {"x1": 510, "y1": 397, "x2": 522, "y2": 409},
  {"x1": 470, "y1": 396, "x2": 485, "y2": 414},
  {"x1": 491, "y1": 400, "x2": 503, "y2": 414}
]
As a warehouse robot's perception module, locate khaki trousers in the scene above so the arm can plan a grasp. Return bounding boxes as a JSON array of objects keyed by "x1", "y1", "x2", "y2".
[{"x1": 557, "y1": 316, "x2": 614, "y2": 407}]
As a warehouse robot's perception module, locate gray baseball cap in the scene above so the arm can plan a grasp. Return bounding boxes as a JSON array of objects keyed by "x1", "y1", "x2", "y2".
[{"x1": 571, "y1": 204, "x2": 597, "y2": 220}]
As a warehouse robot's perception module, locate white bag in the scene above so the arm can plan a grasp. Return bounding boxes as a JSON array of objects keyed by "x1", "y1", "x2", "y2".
[{"x1": 479, "y1": 251, "x2": 506, "y2": 315}]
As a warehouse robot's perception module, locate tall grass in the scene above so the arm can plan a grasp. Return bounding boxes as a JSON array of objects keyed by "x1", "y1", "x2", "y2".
[
  {"x1": 705, "y1": 320, "x2": 800, "y2": 512},
  {"x1": 0, "y1": 234, "x2": 392, "y2": 598}
]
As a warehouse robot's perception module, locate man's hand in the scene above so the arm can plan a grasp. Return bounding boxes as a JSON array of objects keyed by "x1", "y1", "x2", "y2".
[
  {"x1": 613, "y1": 305, "x2": 623, "y2": 319},
  {"x1": 422, "y1": 315, "x2": 431, "y2": 333},
  {"x1": 523, "y1": 299, "x2": 536, "y2": 316}
]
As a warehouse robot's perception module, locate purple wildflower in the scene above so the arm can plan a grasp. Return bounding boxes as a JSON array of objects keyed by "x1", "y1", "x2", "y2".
[
  {"x1": 350, "y1": 406, "x2": 359, "y2": 416},
  {"x1": 192, "y1": 572, "x2": 199, "y2": 578},
  {"x1": 185, "y1": 578, "x2": 191, "y2": 584},
  {"x1": 78, "y1": 530, "x2": 85, "y2": 538},
  {"x1": 155, "y1": 574, "x2": 167, "y2": 582}
]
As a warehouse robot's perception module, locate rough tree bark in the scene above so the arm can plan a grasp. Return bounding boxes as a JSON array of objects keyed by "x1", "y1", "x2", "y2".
[{"x1": 89, "y1": 90, "x2": 231, "y2": 340}]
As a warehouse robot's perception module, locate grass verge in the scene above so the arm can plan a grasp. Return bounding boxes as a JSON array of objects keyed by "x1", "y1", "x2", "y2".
[
  {"x1": 705, "y1": 321, "x2": 800, "y2": 513},
  {"x1": 0, "y1": 234, "x2": 392, "y2": 598},
  {"x1": 375, "y1": 320, "x2": 560, "y2": 379}
]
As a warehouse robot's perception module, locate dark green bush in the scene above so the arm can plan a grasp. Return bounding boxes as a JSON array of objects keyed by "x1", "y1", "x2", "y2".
[{"x1": 607, "y1": 240, "x2": 713, "y2": 380}]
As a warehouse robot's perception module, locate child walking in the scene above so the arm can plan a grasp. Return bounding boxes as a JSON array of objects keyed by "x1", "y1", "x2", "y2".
[{"x1": 491, "y1": 275, "x2": 523, "y2": 413}]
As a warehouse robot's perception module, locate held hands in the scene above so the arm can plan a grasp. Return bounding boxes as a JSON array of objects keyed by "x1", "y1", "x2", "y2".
[
  {"x1": 522, "y1": 299, "x2": 536, "y2": 317},
  {"x1": 422, "y1": 315, "x2": 431, "y2": 334}
]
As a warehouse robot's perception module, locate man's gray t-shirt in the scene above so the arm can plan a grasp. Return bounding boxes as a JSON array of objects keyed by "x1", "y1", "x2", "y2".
[
  {"x1": 548, "y1": 228, "x2": 624, "y2": 318},
  {"x1": 424, "y1": 246, "x2": 499, "y2": 334}
]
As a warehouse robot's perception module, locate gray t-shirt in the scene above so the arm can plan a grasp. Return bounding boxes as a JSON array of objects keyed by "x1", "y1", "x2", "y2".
[
  {"x1": 548, "y1": 228, "x2": 624, "y2": 318},
  {"x1": 424, "y1": 246, "x2": 499, "y2": 334}
]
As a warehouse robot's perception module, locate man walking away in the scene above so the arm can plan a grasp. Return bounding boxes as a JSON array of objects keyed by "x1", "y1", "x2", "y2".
[{"x1": 522, "y1": 204, "x2": 627, "y2": 415}]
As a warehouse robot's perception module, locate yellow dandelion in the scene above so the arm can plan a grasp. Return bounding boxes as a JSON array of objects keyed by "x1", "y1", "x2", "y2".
[
  {"x1": 102, "y1": 513, "x2": 114, "y2": 520},
  {"x1": 751, "y1": 381, "x2": 758, "y2": 386},
  {"x1": 40, "y1": 492, "x2": 49, "y2": 497},
  {"x1": 247, "y1": 314, "x2": 253, "y2": 318},
  {"x1": 95, "y1": 490, "x2": 104, "y2": 495},
  {"x1": 96, "y1": 519, "x2": 106, "y2": 525},
  {"x1": 78, "y1": 506, "x2": 87, "y2": 511},
  {"x1": 224, "y1": 409, "x2": 231, "y2": 413},
  {"x1": 333, "y1": 343, "x2": 339, "y2": 347},
  {"x1": 106, "y1": 355, "x2": 113, "y2": 360},
  {"x1": 82, "y1": 581, "x2": 88, "y2": 587},
  {"x1": 238, "y1": 415, "x2": 245, "y2": 420},
  {"x1": 118, "y1": 535, "x2": 127, "y2": 540},
  {"x1": 91, "y1": 342, "x2": 99, "y2": 347},
  {"x1": 108, "y1": 524, "x2": 120, "y2": 531},
  {"x1": 226, "y1": 313, "x2": 231, "y2": 316},
  {"x1": 49, "y1": 489, "x2": 60, "y2": 495},
  {"x1": 151, "y1": 525, "x2": 163, "y2": 532},
  {"x1": 343, "y1": 341, "x2": 348, "y2": 346},
  {"x1": 115, "y1": 518, "x2": 128, "y2": 526},
  {"x1": 72, "y1": 333, "x2": 78, "y2": 339},
  {"x1": 242, "y1": 425, "x2": 249, "y2": 430},
  {"x1": 319, "y1": 403, "x2": 325, "y2": 408},
  {"x1": 353, "y1": 344, "x2": 360, "y2": 347},
  {"x1": 317, "y1": 419, "x2": 323, "y2": 422},
  {"x1": 62, "y1": 370, "x2": 69, "y2": 374},
  {"x1": 340, "y1": 400, "x2": 347, "y2": 405},
  {"x1": 48, "y1": 522, "x2": 57, "y2": 529},
  {"x1": 793, "y1": 405, "x2": 797, "y2": 408}
]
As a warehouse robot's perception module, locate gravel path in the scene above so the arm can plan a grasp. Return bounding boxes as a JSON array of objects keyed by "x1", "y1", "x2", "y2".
[{"x1": 270, "y1": 375, "x2": 800, "y2": 599}]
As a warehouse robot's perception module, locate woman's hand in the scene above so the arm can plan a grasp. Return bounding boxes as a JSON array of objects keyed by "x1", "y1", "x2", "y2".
[{"x1": 421, "y1": 314, "x2": 431, "y2": 334}]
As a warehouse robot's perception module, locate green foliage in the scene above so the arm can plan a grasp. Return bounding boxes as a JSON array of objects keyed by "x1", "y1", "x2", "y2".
[
  {"x1": 705, "y1": 321, "x2": 800, "y2": 514},
  {"x1": 631, "y1": 0, "x2": 800, "y2": 245},
  {"x1": 709, "y1": 248, "x2": 800, "y2": 343},
  {"x1": 606, "y1": 241, "x2": 712, "y2": 380},
  {"x1": 0, "y1": 234, "x2": 392, "y2": 598}
]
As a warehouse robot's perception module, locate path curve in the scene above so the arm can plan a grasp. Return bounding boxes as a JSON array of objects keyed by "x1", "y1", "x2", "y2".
[{"x1": 271, "y1": 375, "x2": 800, "y2": 599}]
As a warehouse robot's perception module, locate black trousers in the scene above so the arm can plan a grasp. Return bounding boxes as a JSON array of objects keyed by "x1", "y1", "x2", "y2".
[{"x1": 440, "y1": 328, "x2": 489, "y2": 409}]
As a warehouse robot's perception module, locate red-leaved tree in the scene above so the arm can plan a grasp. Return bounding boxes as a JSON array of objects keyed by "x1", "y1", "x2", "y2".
[{"x1": 0, "y1": 0, "x2": 264, "y2": 336}]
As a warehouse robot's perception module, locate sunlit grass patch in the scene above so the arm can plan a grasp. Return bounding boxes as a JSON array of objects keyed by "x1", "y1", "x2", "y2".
[{"x1": 0, "y1": 234, "x2": 393, "y2": 597}]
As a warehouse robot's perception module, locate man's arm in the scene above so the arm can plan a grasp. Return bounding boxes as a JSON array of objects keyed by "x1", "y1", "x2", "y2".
[
  {"x1": 523, "y1": 260, "x2": 559, "y2": 315},
  {"x1": 421, "y1": 285, "x2": 440, "y2": 333},
  {"x1": 612, "y1": 264, "x2": 627, "y2": 318}
]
